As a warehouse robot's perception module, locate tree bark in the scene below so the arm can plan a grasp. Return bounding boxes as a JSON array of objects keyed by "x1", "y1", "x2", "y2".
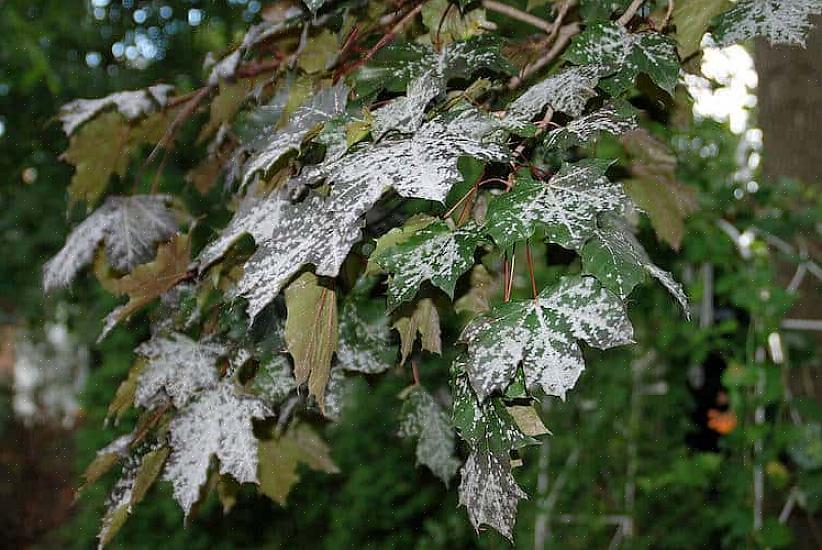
[{"x1": 755, "y1": 17, "x2": 822, "y2": 550}]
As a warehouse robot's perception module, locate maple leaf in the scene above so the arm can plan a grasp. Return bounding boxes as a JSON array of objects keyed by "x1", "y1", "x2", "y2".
[
  {"x1": 507, "y1": 64, "x2": 606, "y2": 123},
  {"x1": 460, "y1": 276, "x2": 633, "y2": 400},
  {"x1": 354, "y1": 36, "x2": 514, "y2": 99},
  {"x1": 393, "y1": 298, "x2": 442, "y2": 365},
  {"x1": 61, "y1": 110, "x2": 170, "y2": 206},
  {"x1": 545, "y1": 102, "x2": 637, "y2": 150},
  {"x1": 241, "y1": 83, "x2": 348, "y2": 188},
  {"x1": 134, "y1": 332, "x2": 226, "y2": 408},
  {"x1": 258, "y1": 422, "x2": 339, "y2": 505},
  {"x1": 284, "y1": 272, "x2": 338, "y2": 411},
  {"x1": 485, "y1": 160, "x2": 627, "y2": 251},
  {"x1": 337, "y1": 296, "x2": 394, "y2": 374},
  {"x1": 252, "y1": 354, "x2": 296, "y2": 405},
  {"x1": 455, "y1": 264, "x2": 498, "y2": 318},
  {"x1": 43, "y1": 195, "x2": 180, "y2": 292},
  {"x1": 451, "y1": 367, "x2": 535, "y2": 453},
  {"x1": 398, "y1": 385, "x2": 461, "y2": 485},
  {"x1": 234, "y1": 107, "x2": 507, "y2": 320},
  {"x1": 58, "y1": 84, "x2": 173, "y2": 136},
  {"x1": 373, "y1": 220, "x2": 485, "y2": 310},
  {"x1": 101, "y1": 233, "x2": 191, "y2": 339},
  {"x1": 164, "y1": 381, "x2": 272, "y2": 517},
  {"x1": 673, "y1": 0, "x2": 732, "y2": 58},
  {"x1": 322, "y1": 366, "x2": 353, "y2": 421},
  {"x1": 712, "y1": 0, "x2": 822, "y2": 47},
  {"x1": 621, "y1": 129, "x2": 698, "y2": 249},
  {"x1": 458, "y1": 449, "x2": 527, "y2": 542},
  {"x1": 582, "y1": 214, "x2": 689, "y2": 313},
  {"x1": 98, "y1": 445, "x2": 169, "y2": 548},
  {"x1": 565, "y1": 23, "x2": 679, "y2": 94}
]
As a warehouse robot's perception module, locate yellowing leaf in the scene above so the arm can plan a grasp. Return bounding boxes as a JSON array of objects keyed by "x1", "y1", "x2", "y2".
[
  {"x1": 621, "y1": 129, "x2": 698, "y2": 250},
  {"x1": 455, "y1": 264, "x2": 498, "y2": 318},
  {"x1": 297, "y1": 29, "x2": 339, "y2": 74},
  {"x1": 62, "y1": 111, "x2": 168, "y2": 207},
  {"x1": 393, "y1": 298, "x2": 442, "y2": 365},
  {"x1": 506, "y1": 405, "x2": 550, "y2": 437},
  {"x1": 102, "y1": 234, "x2": 191, "y2": 338},
  {"x1": 107, "y1": 359, "x2": 145, "y2": 421},
  {"x1": 422, "y1": 0, "x2": 488, "y2": 45},
  {"x1": 673, "y1": 0, "x2": 731, "y2": 58},
  {"x1": 198, "y1": 80, "x2": 251, "y2": 142},
  {"x1": 258, "y1": 422, "x2": 339, "y2": 505},
  {"x1": 284, "y1": 272, "x2": 338, "y2": 411}
]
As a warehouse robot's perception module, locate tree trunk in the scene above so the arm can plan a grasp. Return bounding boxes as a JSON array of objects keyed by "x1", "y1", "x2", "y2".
[{"x1": 755, "y1": 16, "x2": 822, "y2": 550}]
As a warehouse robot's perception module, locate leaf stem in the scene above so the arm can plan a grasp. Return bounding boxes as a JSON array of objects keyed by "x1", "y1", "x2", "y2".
[
  {"x1": 526, "y1": 240, "x2": 538, "y2": 300},
  {"x1": 411, "y1": 359, "x2": 421, "y2": 385}
]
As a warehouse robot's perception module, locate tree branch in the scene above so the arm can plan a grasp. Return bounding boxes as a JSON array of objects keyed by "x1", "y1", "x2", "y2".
[
  {"x1": 508, "y1": 23, "x2": 580, "y2": 89},
  {"x1": 481, "y1": 0, "x2": 555, "y2": 34},
  {"x1": 616, "y1": 0, "x2": 645, "y2": 26}
]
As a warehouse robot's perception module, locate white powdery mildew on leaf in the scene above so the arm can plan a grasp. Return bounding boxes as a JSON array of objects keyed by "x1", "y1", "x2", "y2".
[
  {"x1": 398, "y1": 386, "x2": 461, "y2": 484},
  {"x1": 485, "y1": 159, "x2": 627, "y2": 251},
  {"x1": 241, "y1": 83, "x2": 348, "y2": 188},
  {"x1": 458, "y1": 449, "x2": 527, "y2": 542},
  {"x1": 43, "y1": 195, "x2": 179, "y2": 292},
  {"x1": 134, "y1": 333, "x2": 226, "y2": 409},
  {"x1": 324, "y1": 107, "x2": 508, "y2": 203},
  {"x1": 460, "y1": 276, "x2": 633, "y2": 400},
  {"x1": 371, "y1": 74, "x2": 444, "y2": 139},
  {"x1": 545, "y1": 103, "x2": 637, "y2": 149},
  {"x1": 322, "y1": 366, "x2": 352, "y2": 421},
  {"x1": 98, "y1": 453, "x2": 139, "y2": 547},
  {"x1": 253, "y1": 354, "x2": 296, "y2": 404},
  {"x1": 164, "y1": 382, "x2": 271, "y2": 516},
  {"x1": 713, "y1": 0, "x2": 822, "y2": 47},
  {"x1": 508, "y1": 64, "x2": 604, "y2": 122},
  {"x1": 337, "y1": 301, "x2": 393, "y2": 374},
  {"x1": 565, "y1": 23, "x2": 679, "y2": 93},
  {"x1": 582, "y1": 215, "x2": 689, "y2": 313},
  {"x1": 59, "y1": 84, "x2": 174, "y2": 136},
  {"x1": 236, "y1": 107, "x2": 507, "y2": 320},
  {"x1": 198, "y1": 189, "x2": 288, "y2": 271},
  {"x1": 375, "y1": 220, "x2": 485, "y2": 309}
]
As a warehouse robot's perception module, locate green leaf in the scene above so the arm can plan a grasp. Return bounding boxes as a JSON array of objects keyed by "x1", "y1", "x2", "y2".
[
  {"x1": 284, "y1": 272, "x2": 339, "y2": 411},
  {"x1": 297, "y1": 29, "x2": 339, "y2": 74},
  {"x1": 581, "y1": 214, "x2": 689, "y2": 312},
  {"x1": 545, "y1": 102, "x2": 637, "y2": 150},
  {"x1": 366, "y1": 215, "x2": 437, "y2": 276},
  {"x1": 458, "y1": 448, "x2": 527, "y2": 542},
  {"x1": 374, "y1": 220, "x2": 485, "y2": 309},
  {"x1": 252, "y1": 354, "x2": 296, "y2": 405},
  {"x1": 565, "y1": 23, "x2": 679, "y2": 94},
  {"x1": 337, "y1": 294, "x2": 394, "y2": 374},
  {"x1": 452, "y1": 365, "x2": 535, "y2": 453},
  {"x1": 421, "y1": 0, "x2": 489, "y2": 44},
  {"x1": 393, "y1": 298, "x2": 442, "y2": 365},
  {"x1": 398, "y1": 385, "x2": 461, "y2": 484},
  {"x1": 485, "y1": 160, "x2": 626, "y2": 250},
  {"x1": 711, "y1": 0, "x2": 822, "y2": 47},
  {"x1": 460, "y1": 276, "x2": 633, "y2": 400}
]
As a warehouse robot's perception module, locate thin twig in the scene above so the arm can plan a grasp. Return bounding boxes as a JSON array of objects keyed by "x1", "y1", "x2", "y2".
[
  {"x1": 616, "y1": 0, "x2": 645, "y2": 26},
  {"x1": 340, "y1": 1, "x2": 425, "y2": 77},
  {"x1": 660, "y1": 0, "x2": 674, "y2": 29},
  {"x1": 481, "y1": 0, "x2": 555, "y2": 34},
  {"x1": 146, "y1": 85, "x2": 213, "y2": 165},
  {"x1": 411, "y1": 359, "x2": 421, "y2": 385},
  {"x1": 508, "y1": 23, "x2": 580, "y2": 89},
  {"x1": 547, "y1": 0, "x2": 574, "y2": 43}
]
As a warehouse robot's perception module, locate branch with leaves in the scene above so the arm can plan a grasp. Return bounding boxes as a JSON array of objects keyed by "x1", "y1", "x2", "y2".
[{"x1": 42, "y1": 0, "x2": 821, "y2": 545}]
